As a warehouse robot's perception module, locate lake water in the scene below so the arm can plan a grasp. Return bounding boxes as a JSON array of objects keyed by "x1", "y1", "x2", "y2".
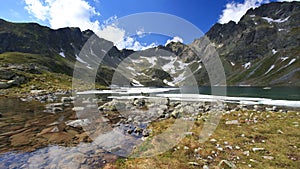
[{"x1": 195, "y1": 86, "x2": 300, "y2": 100}]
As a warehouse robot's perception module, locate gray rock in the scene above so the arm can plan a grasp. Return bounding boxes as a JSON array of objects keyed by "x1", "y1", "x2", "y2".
[
  {"x1": 187, "y1": 162, "x2": 200, "y2": 166},
  {"x1": 225, "y1": 120, "x2": 240, "y2": 125},
  {"x1": 252, "y1": 147, "x2": 265, "y2": 152},
  {"x1": 142, "y1": 129, "x2": 150, "y2": 137},
  {"x1": 133, "y1": 98, "x2": 146, "y2": 108},
  {"x1": 66, "y1": 119, "x2": 91, "y2": 128},
  {"x1": 218, "y1": 160, "x2": 237, "y2": 169},
  {"x1": 262, "y1": 156, "x2": 274, "y2": 160},
  {"x1": 61, "y1": 97, "x2": 75, "y2": 103},
  {"x1": 171, "y1": 110, "x2": 180, "y2": 118}
]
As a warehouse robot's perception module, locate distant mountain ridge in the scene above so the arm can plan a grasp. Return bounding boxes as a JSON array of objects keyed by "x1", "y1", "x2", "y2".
[{"x1": 0, "y1": 1, "x2": 299, "y2": 89}]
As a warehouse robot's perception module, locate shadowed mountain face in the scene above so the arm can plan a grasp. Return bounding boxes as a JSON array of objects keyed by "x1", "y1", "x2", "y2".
[{"x1": 0, "y1": 1, "x2": 299, "y2": 88}]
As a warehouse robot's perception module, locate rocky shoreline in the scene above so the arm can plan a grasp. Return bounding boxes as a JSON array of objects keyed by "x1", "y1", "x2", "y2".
[{"x1": 0, "y1": 90, "x2": 299, "y2": 168}]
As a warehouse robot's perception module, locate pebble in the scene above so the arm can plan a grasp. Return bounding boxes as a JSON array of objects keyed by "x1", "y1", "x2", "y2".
[
  {"x1": 252, "y1": 147, "x2": 265, "y2": 152},
  {"x1": 250, "y1": 159, "x2": 258, "y2": 163},
  {"x1": 184, "y1": 146, "x2": 189, "y2": 150},
  {"x1": 210, "y1": 138, "x2": 217, "y2": 142},
  {"x1": 225, "y1": 120, "x2": 240, "y2": 125},
  {"x1": 187, "y1": 162, "x2": 200, "y2": 166},
  {"x1": 243, "y1": 151, "x2": 250, "y2": 156},
  {"x1": 262, "y1": 156, "x2": 274, "y2": 160},
  {"x1": 203, "y1": 164, "x2": 209, "y2": 169},
  {"x1": 217, "y1": 147, "x2": 223, "y2": 151},
  {"x1": 277, "y1": 129, "x2": 284, "y2": 134}
]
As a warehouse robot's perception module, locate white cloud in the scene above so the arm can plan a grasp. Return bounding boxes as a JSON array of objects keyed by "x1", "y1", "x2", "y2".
[
  {"x1": 24, "y1": 0, "x2": 126, "y2": 44},
  {"x1": 116, "y1": 37, "x2": 157, "y2": 51},
  {"x1": 47, "y1": 0, "x2": 100, "y2": 31},
  {"x1": 165, "y1": 36, "x2": 183, "y2": 46},
  {"x1": 218, "y1": 0, "x2": 269, "y2": 24},
  {"x1": 24, "y1": 0, "x2": 49, "y2": 21},
  {"x1": 24, "y1": 0, "x2": 100, "y2": 30},
  {"x1": 96, "y1": 25, "x2": 125, "y2": 44},
  {"x1": 136, "y1": 27, "x2": 145, "y2": 38}
]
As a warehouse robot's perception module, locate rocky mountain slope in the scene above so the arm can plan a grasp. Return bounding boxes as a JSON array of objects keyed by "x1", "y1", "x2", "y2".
[
  {"x1": 205, "y1": 1, "x2": 300, "y2": 86},
  {"x1": 0, "y1": 1, "x2": 299, "y2": 90}
]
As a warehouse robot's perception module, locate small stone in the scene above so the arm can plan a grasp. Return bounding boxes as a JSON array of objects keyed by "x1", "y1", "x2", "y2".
[
  {"x1": 277, "y1": 129, "x2": 284, "y2": 134},
  {"x1": 207, "y1": 156, "x2": 213, "y2": 160},
  {"x1": 218, "y1": 160, "x2": 237, "y2": 169},
  {"x1": 225, "y1": 120, "x2": 240, "y2": 125},
  {"x1": 171, "y1": 110, "x2": 180, "y2": 118},
  {"x1": 250, "y1": 159, "x2": 258, "y2": 163},
  {"x1": 142, "y1": 129, "x2": 150, "y2": 137},
  {"x1": 188, "y1": 162, "x2": 200, "y2": 166},
  {"x1": 262, "y1": 156, "x2": 274, "y2": 160},
  {"x1": 252, "y1": 147, "x2": 265, "y2": 152},
  {"x1": 50, "y1": 126, "x2": 60, "y2": 132},
  {"x1": 235, "y1": 146, "x2": 240, "y2": 150},
  {"x1": 210, "y1": 138, "x2": 217, "y2": 142},
  {"x1": 184, "y1": 146, "x2": 189, "y2": 150},
  {"x1": 243, "y1": 151, "x2": 250, "y2": 156},
  {"x1": 65, "y1": 119, "x2": 91, "y2": 128},
  {"x1": 72, "y1": 107, "x2": 85, "y2": 111},
  {"x1": 184, "y1": 132, "x2": 193, "y2": 136},
  {"x1": 203, "y1": 164, "x2": 209, "y2": 169}
]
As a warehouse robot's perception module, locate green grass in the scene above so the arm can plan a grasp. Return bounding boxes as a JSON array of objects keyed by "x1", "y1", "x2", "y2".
[{"x1": 111, "y1": 110, "x2": 300, "y2": 169}]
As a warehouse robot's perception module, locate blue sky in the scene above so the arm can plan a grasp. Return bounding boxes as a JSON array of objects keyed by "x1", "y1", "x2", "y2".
[{"x1": 0, "y1": 0, "x2": 296, "y2": 50}]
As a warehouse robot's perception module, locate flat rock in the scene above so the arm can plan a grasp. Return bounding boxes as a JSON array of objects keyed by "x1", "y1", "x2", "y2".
[{"x1": 225, "y1": 120, "x2": 240, "y2": 125}]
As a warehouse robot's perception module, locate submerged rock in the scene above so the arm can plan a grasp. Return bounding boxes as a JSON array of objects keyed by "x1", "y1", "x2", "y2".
[{"x1": 66, "y1": 119, "x2": 91, "y2": 128}]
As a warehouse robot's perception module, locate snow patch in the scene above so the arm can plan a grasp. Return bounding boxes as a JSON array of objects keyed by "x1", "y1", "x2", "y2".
[
  {"x1": 272, "y1": 49, "x2": 277, "y2": 55},
  {"x1": 163, "y1": 79, "x2": 175, "y2": 87},
  {"x1": 286, "y1": 58, "x2": 296, "y2": 67},
  {"x1": 130, "y1": 59, "x2": 142, "y2": 64},
  {"x1": 243, "y1": 62, "x2": 251, "y2": 69},
  {"x1": 140, "y1": 56, "x2": 157, "y2": 67},
  {"x1": 76, "y1": 55, "x2": 87, "y2": 64},
  {"x1": 131, "y1": 79, "x2": 144, "y2": 87},
  {"x1": 265, "y1": 65, "x2": 275, "y2": 75},
  {"x1": 278, "y1": 28, "x2": 286, "y2": 32},
  {"x1": 59, "y1": 52, "x2": 65, "y2": 58},
  {"x1": 280, "y1": 57, "x2": 289, "y2": 62},
  {"x1": 262, "y1": 16, "x2": 290, "y2": 23},
  {"x1": 86, "y1": 65, "x2": 93, "y2": 70},
  {"x1": 162, "y1": 57, "x2": 177, "y2": 74}
]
